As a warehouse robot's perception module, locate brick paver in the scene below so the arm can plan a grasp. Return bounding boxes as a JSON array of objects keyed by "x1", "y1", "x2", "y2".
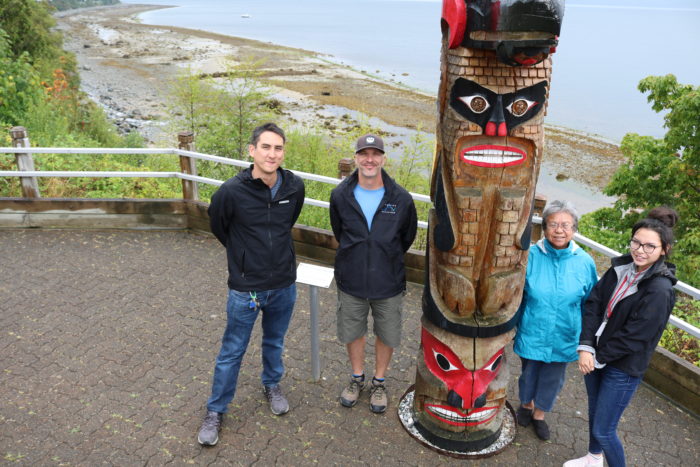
[{"x1": 1, "y1": 230, "x2": 698, "y2": 466}]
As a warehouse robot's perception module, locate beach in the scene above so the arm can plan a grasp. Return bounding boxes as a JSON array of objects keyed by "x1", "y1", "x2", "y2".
[{"x1": 55, "y1": 3, "x2": 624, "y2": 210}]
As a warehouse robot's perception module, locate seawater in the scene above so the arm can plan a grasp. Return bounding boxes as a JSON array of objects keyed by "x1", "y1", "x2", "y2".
[{"x1": 121, "y1": 0, "x2": 700, "y2": 142}]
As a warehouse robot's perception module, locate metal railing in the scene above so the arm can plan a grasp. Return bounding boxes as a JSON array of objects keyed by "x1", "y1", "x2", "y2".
[
  {"x1": 0, "y1": 147, "x2": 431, "y2": 228},
  {"x1": 1, "y1": 145, "x2": 698, "y2": 339}
]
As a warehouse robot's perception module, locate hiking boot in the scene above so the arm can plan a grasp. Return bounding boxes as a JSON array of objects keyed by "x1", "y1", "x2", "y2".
[
  {"x1": 369, "y1": 379, "x2": 388, "y2": 414},
  {"x1": 339, "y1": 375, "x2": 366, "y2": 408},
  {"x1": 263, "y1": 384, "x2": 289, "y2": 415},
  {"x1": 197, "y1": 411, "x2": 222, "y2": 446}
]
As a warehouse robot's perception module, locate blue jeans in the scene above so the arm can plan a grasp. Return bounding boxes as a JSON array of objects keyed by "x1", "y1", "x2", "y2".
[
  {"x1": 584, "y1": 366, "x2": 642, "y2": 467},
  {"x1": 518, "y1": 357, "x2": 568, "y2": 412},
  {"x1": 207, "y1": 283, "x2": 296, "y2": 413}
]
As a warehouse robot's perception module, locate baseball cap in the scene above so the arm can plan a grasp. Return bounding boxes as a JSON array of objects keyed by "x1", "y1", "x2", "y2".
[{"x1": 355, "y1": 134, "x2": 385, "y2": 154}]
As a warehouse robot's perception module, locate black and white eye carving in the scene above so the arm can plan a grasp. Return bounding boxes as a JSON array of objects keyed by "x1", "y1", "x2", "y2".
[
  {"x1": 483, "y1": 354, "x2": 503, "y2": 372},
  {"x1": 433, "y1": 350, "x2": 460, "y2": 371},
  {"x1": 458, "y1": 95, "x2": 490, "y2": 114},
  {"x1": 506, "y1": 98, "x2": 538, "y2": 117}
]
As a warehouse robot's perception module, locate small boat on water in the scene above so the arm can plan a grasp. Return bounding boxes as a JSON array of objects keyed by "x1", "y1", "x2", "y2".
[{"x1": 241, "y1": 14, "x2": 251, "y2": 18}]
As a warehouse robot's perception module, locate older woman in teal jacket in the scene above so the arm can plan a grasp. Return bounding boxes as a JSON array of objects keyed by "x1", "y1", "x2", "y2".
[{"x1": 514, "y1": 200, "x2": 598, "y2": 441}]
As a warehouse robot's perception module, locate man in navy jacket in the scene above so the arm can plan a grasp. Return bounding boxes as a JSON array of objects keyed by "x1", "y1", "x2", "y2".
[
  {"x1": 198, "y1": 123, "x2": 305, "y2": 446},
  {"x1": 330, "y1": 134, "x2": 417, "y2": 414}
]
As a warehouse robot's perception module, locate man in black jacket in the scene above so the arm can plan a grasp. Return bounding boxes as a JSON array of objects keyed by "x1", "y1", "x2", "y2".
[
  {"x1": 330, "y1": 134, "x2": 417, "y2": 414},
  {"x1": 197, "y1": 123, "x2": 305, "y2": 446}
]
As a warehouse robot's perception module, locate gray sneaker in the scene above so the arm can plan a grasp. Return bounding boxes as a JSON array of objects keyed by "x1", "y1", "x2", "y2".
[
  {"x1": 197, "y1": 411, "x2": 222, "y2": 446},
  {"x1": 369, "y1": 380, "x2": 388, "y2": 414},
  {"x1": 263, "y1": 384, "x2": 289, "y2": 415},
  {"x1": 339, "y1": 375, "x2": 366, "y2": 408}
]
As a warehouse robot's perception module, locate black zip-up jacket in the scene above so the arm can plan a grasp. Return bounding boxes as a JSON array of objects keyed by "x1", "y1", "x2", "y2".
[
  {"x1": 208, "y1": 166, "x2": 305, "y2": 291},
  {"x1": 330, "y1": 169, "x2": 418, "y2": 300},
  {"x1": 580, "y1": 254, "x2": 677, "y2": 377}
]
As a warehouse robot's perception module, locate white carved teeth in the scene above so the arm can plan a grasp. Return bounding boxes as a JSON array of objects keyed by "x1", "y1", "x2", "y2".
[
  {"x1": 466, "y1": 155, "x2": 520, "y2": 163},
  {"x1": 468, "y1": 149, "x2": 520, "y2": 156},
  {"x1": 428, "y1": 406, "x2": 496, "y2": 422},
  {"x1": 463, "y1": 149, "x2": 523, "y2": 164}
]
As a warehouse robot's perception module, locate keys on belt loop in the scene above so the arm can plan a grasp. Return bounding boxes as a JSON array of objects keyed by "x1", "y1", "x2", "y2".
[{"x1": 248, "y1": 291, "x2": 259, "y2": 310}]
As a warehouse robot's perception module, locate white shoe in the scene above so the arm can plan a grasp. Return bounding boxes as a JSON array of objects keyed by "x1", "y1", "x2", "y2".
[{"x1": 563, "y1": 452, "x2": 604, "y2": 467}]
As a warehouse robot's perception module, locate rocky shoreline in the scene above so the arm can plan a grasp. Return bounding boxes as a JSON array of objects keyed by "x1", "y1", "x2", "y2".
[{"x1": 55, "y1": 3, "x2": 625, "y2": 210}]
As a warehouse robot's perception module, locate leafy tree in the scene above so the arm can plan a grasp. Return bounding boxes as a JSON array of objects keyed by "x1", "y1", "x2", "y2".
[
  {"x1": 607, "y1": 75, "x2": 698, "y2": 223},
  {"x1": 167, "y1": 58, "x2": 277, "y2": 191},
  {"x1": 0, "y1": 28, "x2": 43, "y2": 125},
  {"x1": 199, "y1": 57, "x2": 275, "y2": 160},
  {"x1": 579, "y1": 75, "x2": 700, "y2": 286},
  {"x1": 0, "y1": 1, "x2": 63, "y2": 63},
  {"x1": 386, "y1": 129, "x2": 432, "y2": 194},
  {"x1": 167, "y1": 58, "x2": 275, "y2": 158},
  {"x1": 166, "y1": 66, "x2": 218, "y2": 137}
]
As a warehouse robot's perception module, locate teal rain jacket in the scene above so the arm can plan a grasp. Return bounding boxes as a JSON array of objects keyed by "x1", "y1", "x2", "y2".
[{"x1": 514, "y1": 238, "x2": 598, "y2": 363}]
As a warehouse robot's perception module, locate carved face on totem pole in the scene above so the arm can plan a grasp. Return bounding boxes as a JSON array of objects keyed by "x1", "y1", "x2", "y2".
[{"x1": 410, "y1": 0, "x2": 564, "y2": 453}]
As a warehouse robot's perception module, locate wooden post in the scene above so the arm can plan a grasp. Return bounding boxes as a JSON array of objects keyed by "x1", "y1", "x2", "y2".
[
  {"x1": 177, "y1": 131, "x2": 199, "y2": 201},
  {"x1": 533, "y1": 193, "x2": 548, "y2": 241},
  {"x1": 10, "y1": 126, "x2": 40, "y2": 198},
  {"x1": 337, "y1": 157, "x2": 355, "y2": 179}
]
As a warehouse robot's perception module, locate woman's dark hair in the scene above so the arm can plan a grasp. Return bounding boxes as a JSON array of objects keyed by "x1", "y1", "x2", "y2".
[{"x1": 631, "y1": 206, "x2": 679, "y2": 256}]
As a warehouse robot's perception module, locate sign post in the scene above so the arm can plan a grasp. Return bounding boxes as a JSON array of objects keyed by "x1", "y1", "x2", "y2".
[{"x1": 296, "y1": 262, "x2": 335, "y2": 381}]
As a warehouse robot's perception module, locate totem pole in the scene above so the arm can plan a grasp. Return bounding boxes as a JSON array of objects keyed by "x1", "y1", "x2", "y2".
[{"x1": 399, "y1": 0, "x2": 565, "y2": 456}]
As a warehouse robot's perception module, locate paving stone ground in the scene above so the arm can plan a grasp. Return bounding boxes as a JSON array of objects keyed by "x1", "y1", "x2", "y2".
[{"x1": 1, "y1": 229, "x2": 698, "y2": 466}]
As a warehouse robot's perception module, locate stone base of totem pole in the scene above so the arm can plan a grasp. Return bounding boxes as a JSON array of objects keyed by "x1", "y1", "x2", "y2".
[{"x1": 398, "y1": 387, "x2": 516, "y2": 459}]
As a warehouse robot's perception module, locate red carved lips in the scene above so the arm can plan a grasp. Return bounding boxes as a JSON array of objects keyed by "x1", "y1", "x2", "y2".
[
  {"x1": 461, "y1": 144, "x2": 526, "y2": 167},
  {"x1": 424, "y1": 403, "x2": 499, "y2": 426}
]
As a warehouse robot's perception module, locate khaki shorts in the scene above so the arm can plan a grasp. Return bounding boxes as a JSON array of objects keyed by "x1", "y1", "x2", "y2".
[{"x1": 336, "y1": 290, "x2": 403, "y2": 348}]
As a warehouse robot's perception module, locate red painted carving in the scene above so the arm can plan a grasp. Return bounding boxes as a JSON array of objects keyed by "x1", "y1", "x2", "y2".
[{"x1": 442, "y1": 0, "x2": 467, "y2": 49}]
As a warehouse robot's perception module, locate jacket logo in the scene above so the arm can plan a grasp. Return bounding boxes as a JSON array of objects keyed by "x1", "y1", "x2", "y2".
[
  {"x1": 279, "y1": 199, "x2": 290, "y2": 204},
  {"x1": 381, "y1": 203, "x2": 397, "y2": 214}
]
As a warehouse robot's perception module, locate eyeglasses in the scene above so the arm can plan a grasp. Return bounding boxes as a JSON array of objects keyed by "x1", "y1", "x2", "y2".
[
  {"x1": 630, "y1": 239, "x2": 658, "y2": 254},
  {"x1": 546, "y1": 222, "x2": 574, "y2": 232}
]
